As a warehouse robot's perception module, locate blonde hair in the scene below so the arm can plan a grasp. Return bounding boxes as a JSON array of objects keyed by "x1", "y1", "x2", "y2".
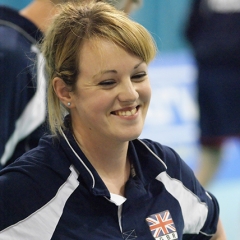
[{"x1": 41, "y1": 1, "x2": 157, "y2": 135}]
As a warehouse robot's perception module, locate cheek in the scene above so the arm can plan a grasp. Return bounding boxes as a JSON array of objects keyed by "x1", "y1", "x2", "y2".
[
  {"x1": 80, "y1": 92, "x2": 111, "y2": 114},
  {"x1": 140, "y1": 82, "x2": 152, "y2": 103}
]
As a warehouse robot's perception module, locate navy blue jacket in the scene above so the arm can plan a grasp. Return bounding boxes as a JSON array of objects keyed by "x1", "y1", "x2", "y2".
[
  {"x1": 0, "y1": 6, "x2": 47, "y2": 168},
  {"x1": 0, "y1": 126, "x2": 219, "y2": 239}
]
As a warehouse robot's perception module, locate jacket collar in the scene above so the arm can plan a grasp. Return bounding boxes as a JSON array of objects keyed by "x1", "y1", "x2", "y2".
[{"x1": 59, "y1": 116, "x2": 166, "y2": 198}]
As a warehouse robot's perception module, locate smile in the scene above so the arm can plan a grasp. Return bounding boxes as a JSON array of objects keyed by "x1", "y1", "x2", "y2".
[{"x1": 112, "y1": 106, "x2": 139, "y2": 116}]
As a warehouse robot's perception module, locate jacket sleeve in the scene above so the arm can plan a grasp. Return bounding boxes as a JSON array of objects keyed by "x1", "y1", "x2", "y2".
[
  {"x1": 142, "y1": 139, "x2": 219, "y2": 239},
  {"x1": 162, "y1": 145, "x2": 219, "y2": 239}
]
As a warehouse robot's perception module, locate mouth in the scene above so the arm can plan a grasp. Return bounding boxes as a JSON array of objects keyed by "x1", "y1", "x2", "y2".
[{"x1": 111, "y1": 106, "x2": 139, "y2": 116}]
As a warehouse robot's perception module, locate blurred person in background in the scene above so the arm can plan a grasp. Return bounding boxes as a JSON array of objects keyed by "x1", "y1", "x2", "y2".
[
  {"x1": 106, "y1": 0, "x2": 142, "y2": 14},
  {"x1": 0, "y1": 0, "x2": 142, "y2": 169},
  {"x1": 185, "y1": 0, "x2": 240, "y2": 187}
]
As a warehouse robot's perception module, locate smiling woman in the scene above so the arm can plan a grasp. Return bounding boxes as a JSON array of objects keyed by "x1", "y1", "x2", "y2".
[{"x1": 0, "y1": 1, "x2": 225, "y2": 239}]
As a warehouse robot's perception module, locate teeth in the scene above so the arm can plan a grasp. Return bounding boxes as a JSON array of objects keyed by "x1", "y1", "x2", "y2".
[
  {"x1": 131, "y1": 108, "x2": 137, "y2": 114},
  {"x1": 115, "y1": 107, "x2": 137, "y2": 116},
  {"x1": 126, "y1": 111, "x2": 131, "y2": 116}
]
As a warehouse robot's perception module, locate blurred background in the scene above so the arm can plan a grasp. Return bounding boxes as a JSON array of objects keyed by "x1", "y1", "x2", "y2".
[
  {"x1": 0, "y1": 0, "x2": 192, "y2": 52},
  {"x1": 1, "y1": 0, "x2": 239, "y2": 238}
]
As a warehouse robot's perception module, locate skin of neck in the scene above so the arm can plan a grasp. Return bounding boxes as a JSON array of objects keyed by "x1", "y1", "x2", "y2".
[
  {"x1": 19, "y1": 0, "x2": 58, "y2": 33},
  {"x1": 72, "y1": 127, "x2": 131, "y2": 196}
]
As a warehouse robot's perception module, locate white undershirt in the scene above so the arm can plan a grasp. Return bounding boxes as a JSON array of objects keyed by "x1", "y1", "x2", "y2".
[{"x1": 110, "y1": 193, "x2": 127, "y2": 206}]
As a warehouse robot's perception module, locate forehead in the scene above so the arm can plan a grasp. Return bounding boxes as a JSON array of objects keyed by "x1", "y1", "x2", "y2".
[
  {"x1": 79, "y1": 38, "x2": 130, "y2": 65},
  {"x1": 78, "y1": 38, "x2": 142, "y2": 76}
]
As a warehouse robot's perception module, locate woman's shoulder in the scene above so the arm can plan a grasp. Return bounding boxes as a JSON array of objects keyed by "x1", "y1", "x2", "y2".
[
  {"x1": 0, "y1": 134, "x2": 73, "y2": 232},
  {"x1": 136, "y1": 138, "x2": 194, "y2": 179},
  {"x1": 136, "y1": 138, "x2": 181, "y2": 162}
]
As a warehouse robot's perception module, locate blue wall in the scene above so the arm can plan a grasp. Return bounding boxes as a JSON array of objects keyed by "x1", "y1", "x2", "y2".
[
  {"x1": 131, "y1": 0, "x2": 192, "y2": 53},
  {"x1": 0, "y1": 0, "x2": 192, "y2": 53}
]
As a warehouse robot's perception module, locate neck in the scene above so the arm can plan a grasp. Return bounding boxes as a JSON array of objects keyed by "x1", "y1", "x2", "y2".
[
  {"x1": 73, "y1": 130, "x2": 131, "y2": 196},
  {"x1": 19, "y1": 0, "x2": 58, "y2": 33}
]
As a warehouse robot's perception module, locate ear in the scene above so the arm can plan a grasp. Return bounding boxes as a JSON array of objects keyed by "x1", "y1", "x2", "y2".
[{"x1": 53, "y1": 77, "x2": 74, "y2": 108}]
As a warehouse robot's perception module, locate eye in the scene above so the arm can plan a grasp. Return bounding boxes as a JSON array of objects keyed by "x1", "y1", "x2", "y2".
[
  {"x1": 98, "y1": 80, "x2": 116, "y2": 87},
  {"x1": 131, "y1": 72, "x2": 147, "y2": 81}
]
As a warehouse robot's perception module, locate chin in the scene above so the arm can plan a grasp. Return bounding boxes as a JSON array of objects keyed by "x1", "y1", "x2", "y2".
[
  {"x1": 113, "y1": 125, "x2": 144, "y2": 142},
  {"x1": 121, "y1": 131, "x2": 142, "y2": 142}
]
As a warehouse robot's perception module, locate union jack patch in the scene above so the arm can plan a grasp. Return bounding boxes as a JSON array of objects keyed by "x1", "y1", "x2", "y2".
[{"x1": 146, "y1": 210, "x2": 178, "y2": 240}]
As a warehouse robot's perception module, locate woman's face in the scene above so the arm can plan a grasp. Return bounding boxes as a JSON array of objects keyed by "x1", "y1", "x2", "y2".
[{"x1": 70, "y1": 39, "x2": 151, "y2": 143}]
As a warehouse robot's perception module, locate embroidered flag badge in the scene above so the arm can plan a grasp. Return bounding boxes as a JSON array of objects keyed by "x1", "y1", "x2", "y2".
[{"x1": 146, "y1": 210, "x2": 178, "y2": 240}]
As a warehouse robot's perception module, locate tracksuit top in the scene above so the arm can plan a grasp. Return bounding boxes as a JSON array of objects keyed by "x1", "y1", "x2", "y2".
[
  {"x1": 0, "y1": 125, "x2": 219, "y2": 239},
  {"x1": 0, "y1": 6, "x2": 47, "y2": 168}
]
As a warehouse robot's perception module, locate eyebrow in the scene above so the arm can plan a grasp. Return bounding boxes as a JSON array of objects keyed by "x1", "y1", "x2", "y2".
[{"x1": 92, "y1": 61, "x2": 144, "y2": 79}]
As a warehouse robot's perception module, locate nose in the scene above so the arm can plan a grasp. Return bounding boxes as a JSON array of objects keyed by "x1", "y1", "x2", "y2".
[{"x1": 118, "y1": 79, "x2": 139, "y2": 103}]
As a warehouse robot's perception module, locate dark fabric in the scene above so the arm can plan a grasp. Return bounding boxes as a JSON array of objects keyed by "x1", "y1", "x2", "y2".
[
  {"x1": 185, "y1": 0, "x2": 240, "y2": 144},
  {"x1": 0, "y1": 123, "x2": 219, "y2": 238},
  {"x1": 0, "y1": 6, "x2": 47, "y2": 167}
]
